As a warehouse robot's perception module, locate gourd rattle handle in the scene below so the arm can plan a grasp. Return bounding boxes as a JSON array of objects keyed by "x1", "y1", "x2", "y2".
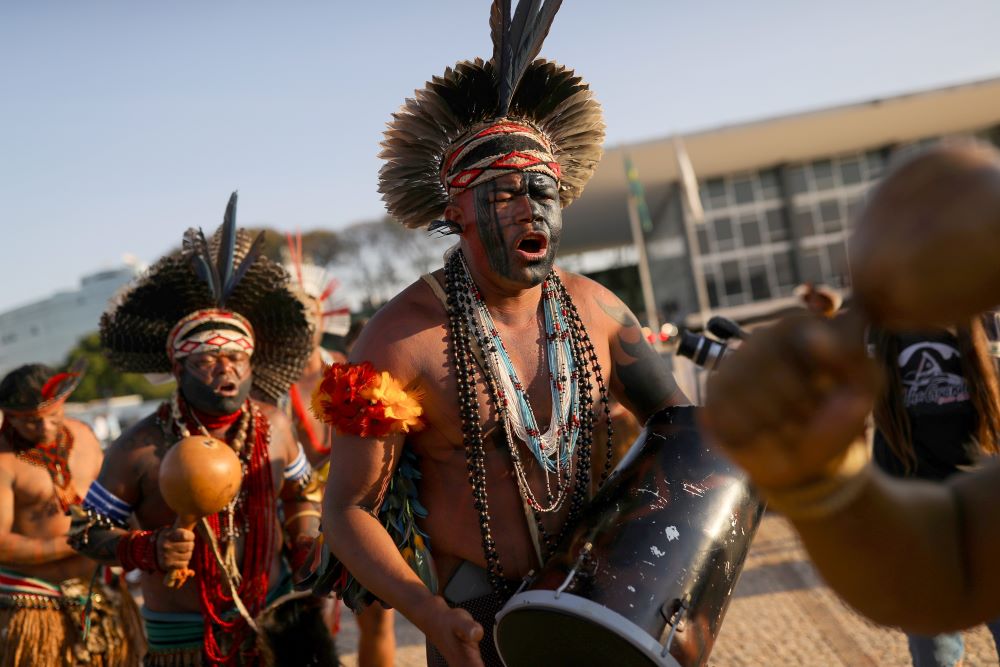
[{"x1": 163, "y1": 515, "x2": 198, "y2": 589}]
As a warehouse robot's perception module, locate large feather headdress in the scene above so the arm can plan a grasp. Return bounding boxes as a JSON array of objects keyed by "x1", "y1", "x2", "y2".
[
  {"x1": 283, "y1": 231, "x2": 351, "y2": 337},
  {"x1": 100, "y1": 192, "x2": 315, "y2": 401},
  {"x1": 379, "y1": 0, "x2": 605, "y2": 230}
]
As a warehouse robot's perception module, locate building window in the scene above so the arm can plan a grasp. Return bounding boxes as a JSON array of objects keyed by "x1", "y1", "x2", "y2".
[
  {"x1": 733, "y1": 177, "x2": 755, "y2": 205},
  {"x1": 793, "y1": 207, "x2": 815, "y2": 238},
  {"x1": 740, "y1": 216, "x2": 762, "y2": 247},
  {"x1": 705, "y1": 178, "x2": 727, "y2": 208},
  {"x1": 1, "y1": 333, "x2": 16, "y2": 345},
  {"x1": 864, "y1": 149, "x2": 885, "y2": 179},
  {"x1": 713, "y1": 216, "x2": 734, "y2": 250},
  {"x1": 773, "y1": 252, "x2": 796, "y2": 292},
  {"x1": 706, "y1": 274, "x2": 720, "y2": 308},
  {"x1": 801, "y1": 248, "x2": 824, "y2": 284},
  {"x1": 765, "y1": 208, "x2": 787, "y2": 242},
  {"x1": 759, "y1": 169, "x2": 780, "y2": 199},
  {"x1": 811, "y1": 159, "x2": 836, "y2": 190},
  {"x1": 818, "y1": 199, "x2": 842, "y2": 233},
  {"x1": 29, "y1": 326, "x2": 39, "y2": 336},
  {"x1": 840, "y1": 159, "x2": 863, "y2": 186},
  {"x1": 747, "y1": 260, "x2": 771, "y2": 301},
  {"x1": 722, "y1": 260, "x2": 742, "y2": 299},
  {"x1": 827, "y1": 241, "x2": 849, "y2": 285},
  {"x1": 787, "y1": 166, "x2": 809, "y2": 195}
]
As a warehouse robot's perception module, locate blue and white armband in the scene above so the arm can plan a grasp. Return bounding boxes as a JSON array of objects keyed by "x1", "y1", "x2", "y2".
[
  {"x1": 81, "y1": 480, "x2": 134, "y2": 528},
  {"x1": 284, "y1": 443, "x2": 314, "y2": 491},
  {"x1": 68, "y1": 480, "x2": 134, "y2": 549}
]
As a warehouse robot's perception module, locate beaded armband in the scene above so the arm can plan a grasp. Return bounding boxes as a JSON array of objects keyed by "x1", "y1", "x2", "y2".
[
  {"x1": 284, "y1": 444, "x2": 312, "y2": 489},
  {"x1": 116, "y1": 529, "x2": 162, "y2": 572},
  {"x1": 311, "y1": 362, "x2": 424, "y2": 438},
  {"x1": 283, "y1": 443, "x2": 323, "y2": 503},
  {"x1": 67, "y1": 505, "x2": 127, "y2": 550},
  {"x1": 68, "y1": 481, "x2": 134, "y2": 550}
]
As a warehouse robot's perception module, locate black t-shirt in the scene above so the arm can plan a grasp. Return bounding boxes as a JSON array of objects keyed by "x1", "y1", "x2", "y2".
[{"x1": 872, "y1": 331, "x2": 980, "y2": 481}]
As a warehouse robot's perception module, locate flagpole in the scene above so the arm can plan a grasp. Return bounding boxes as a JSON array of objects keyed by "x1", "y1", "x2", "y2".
[
  {"x1": 672, "y1": 136, "x2": 712, "y2": 328},
  {"x1": 623, "y1": 154, "x2": 661, "y2": 336}
]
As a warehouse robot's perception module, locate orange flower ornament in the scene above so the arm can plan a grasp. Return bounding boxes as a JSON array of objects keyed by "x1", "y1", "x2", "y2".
[{"x1": 311, "y1": 362, "x2": 424, "y2": 438}]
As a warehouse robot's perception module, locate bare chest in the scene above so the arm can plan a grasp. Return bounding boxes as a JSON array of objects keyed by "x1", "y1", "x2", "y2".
[{"x1": 413, "y1": 314, "x2": 613, "y2": 460}]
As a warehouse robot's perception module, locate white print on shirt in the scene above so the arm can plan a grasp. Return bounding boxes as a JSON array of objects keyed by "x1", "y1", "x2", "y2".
[{"x1": 898, "y1": 341, "x2": 970, "y2": 408}]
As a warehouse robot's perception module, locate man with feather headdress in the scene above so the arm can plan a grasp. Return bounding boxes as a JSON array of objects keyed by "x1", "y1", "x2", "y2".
[
  {"x1": 314, "y1": 2, "x2": 687, "y2": 665},
  {"x1": 68, "y1": 193, "x2": 334, "y2": 666}
]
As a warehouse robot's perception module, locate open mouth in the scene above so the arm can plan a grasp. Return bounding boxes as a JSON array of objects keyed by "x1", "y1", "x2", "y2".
[
  {"x1": 216, "y1": 381, "x2": 239, "y2": 396},
  {"x1": 515, "y1": 232, "x2": 549, "y2": 259}
]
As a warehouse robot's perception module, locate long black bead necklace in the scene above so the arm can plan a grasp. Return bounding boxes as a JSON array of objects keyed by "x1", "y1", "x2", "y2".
[{"x1": 443, "y1": 250, "x2": 614, "y2": 589}]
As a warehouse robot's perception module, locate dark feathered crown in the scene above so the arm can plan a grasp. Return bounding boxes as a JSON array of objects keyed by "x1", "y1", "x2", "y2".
[
  {"x1": 379, "y1": 0, "x2": 605, "y2": 229},
  {"x1": 100, "y1": 192, "x2": 314, "y2": 401}
]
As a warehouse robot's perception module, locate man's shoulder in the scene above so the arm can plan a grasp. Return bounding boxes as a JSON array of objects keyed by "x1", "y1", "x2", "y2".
[
  {"x1": 107, "y1": 412, "x2": 166, "y2": 456},
  {"x1": 371, "y1": 274, "x2": 447, "y2": 325},
  {"x1": 253, "y1": 400, "x2": 289, "y2": 427},
  {"x1": 65, "y1": 419, "x2": 100, "y2": 447},
  {"x1": 556, "y1": 268, "x2": 613, "y2": 299},
  {"x1": 0, "y1": 436, "x2": 14, "y2": 477},
  {"x1": 554, "y1": 268, "x2": 621, "y2": 326},
  {"x1": 351, "y1": 274, "x2": 448, "y2": 374}
]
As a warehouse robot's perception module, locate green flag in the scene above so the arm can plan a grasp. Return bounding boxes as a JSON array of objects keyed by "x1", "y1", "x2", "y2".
[{"x1": 624, "y1": 155, "x2": 654, "y2": 233}]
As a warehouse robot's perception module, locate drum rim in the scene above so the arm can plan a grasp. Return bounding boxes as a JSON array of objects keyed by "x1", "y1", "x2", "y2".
[{"x1": 493, "y1": 589, "x2": 683, "y2": 667}]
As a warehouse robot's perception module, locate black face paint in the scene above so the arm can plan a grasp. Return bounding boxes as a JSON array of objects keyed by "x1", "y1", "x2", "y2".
[
  {"x1": 179, "y1": 370, "x2": 252, "y2": 416},
  {"x1": 475, "y1": 180, "x2": 510, "y2": 278},
  {"x1": 472, "y1": 172, "x2": 563, "y2": 287}
]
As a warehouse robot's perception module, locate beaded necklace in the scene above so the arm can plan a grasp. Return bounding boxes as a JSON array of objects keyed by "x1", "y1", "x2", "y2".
[
  {"x1": 7, "y1": 424, "x2": 81, "y2": 512},
  {"x1": 443, "y1": 250, "x2": 615, "y2": 590},
  {"x1": 169, "y1": 392, "x2": 251, "y2": 580},
  {"x1": 162, "y1": 393, "x2": 275, "y2": 665},
  {"x1": 454, "y1": 253, "x2": 581, "y2": 513}
]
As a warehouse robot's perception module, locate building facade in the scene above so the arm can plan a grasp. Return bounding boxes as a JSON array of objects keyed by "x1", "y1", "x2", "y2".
[
  {"x1": 558, "y1": 77, "x2": 1000, "y2": 328},
  {"x1": 0, "y1": 262, "x2": 142, "y2": 376}
]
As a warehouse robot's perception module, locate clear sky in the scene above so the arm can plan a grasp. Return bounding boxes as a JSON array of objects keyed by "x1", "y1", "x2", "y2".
[{"x1": 3, "y1": 0, "x2": 1000, "y2": 312}]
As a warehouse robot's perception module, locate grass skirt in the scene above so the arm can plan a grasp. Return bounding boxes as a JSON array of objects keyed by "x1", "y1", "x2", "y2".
[{"x1": 0, "y1": 575, "x2": 143, "y2": 667}]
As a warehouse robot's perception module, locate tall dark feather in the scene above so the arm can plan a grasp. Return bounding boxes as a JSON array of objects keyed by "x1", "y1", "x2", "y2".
[
  {"x1": 490, "y1": 0, "x2": 510, "y2": 65},
  {"x1": 217, "y1": 191, "x2": 239, "y2": 305},
  {"x1": 225, "y1": 232, "x2": 265, "y2": 303},
  {"x1": 514, "y1": 1, "x2": 560, "y2": 81},
  {"x1": 491, "y1": 0, "x2": 512, "y2": 110},
  {"x1": 190, "y1": 229, "x2": 221, "y2": 302},
  {"x1": 495, "y1": 0, "x2": 561, "y2": 116}
]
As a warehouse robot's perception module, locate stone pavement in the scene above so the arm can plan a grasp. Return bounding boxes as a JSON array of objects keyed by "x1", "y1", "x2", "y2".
[{"x1": 336, "y1": 513, "x2": 999, "y2": 666}]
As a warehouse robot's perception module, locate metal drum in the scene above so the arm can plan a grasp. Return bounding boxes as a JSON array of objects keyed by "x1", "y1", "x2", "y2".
[{"x1": 494, "y1": 406, "x2": 764, "y2": 667}]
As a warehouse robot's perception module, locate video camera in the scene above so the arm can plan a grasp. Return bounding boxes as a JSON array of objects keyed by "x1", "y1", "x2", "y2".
[{"x1": 675, "y1": 316, "x2": 748, "y2": 370}]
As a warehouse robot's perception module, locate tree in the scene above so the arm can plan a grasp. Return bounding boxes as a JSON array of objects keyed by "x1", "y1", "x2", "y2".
[
  {"x1": 244, "y1": 227, "x2": 345, "y2": 267},
  {"x1": 331, "y1": 217, "x2": 451, "y2": 310},
  {"x1": 165, "y1": 228, "x2": 344, "y2": 268},
  {"x1": 63, "y1": 333, "x2": 175, "y2": 402}
]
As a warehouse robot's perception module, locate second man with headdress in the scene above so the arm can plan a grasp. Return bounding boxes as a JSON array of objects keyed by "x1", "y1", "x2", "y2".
[{"x1": 69, "y1": 194, "x2": 335, "y2": 666}]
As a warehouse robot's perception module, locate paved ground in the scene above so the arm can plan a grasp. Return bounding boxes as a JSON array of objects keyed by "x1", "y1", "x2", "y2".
[{"x1": 335, "y1": 513, "x2": 999, "y2": 666}]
